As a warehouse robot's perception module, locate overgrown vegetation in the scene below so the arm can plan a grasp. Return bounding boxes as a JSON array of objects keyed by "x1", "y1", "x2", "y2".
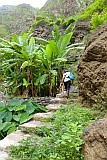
[
  {"x1": 0, "y1": 99, "x2": 48, "y2": 139},
  {"x1": 0, "y1": 26, "x2": 83, "y2": 97},
  {"x1": 8, "y1": 104, "x2": 95, "y2": 160},
  {"x1": 79, "y1": 0, "x2": 107, "y2": 31}
]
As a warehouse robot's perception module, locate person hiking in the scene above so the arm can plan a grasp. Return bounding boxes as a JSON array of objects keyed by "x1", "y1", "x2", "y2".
[{"x1": 62, "y1": 70, "x2": 71, "y2": 98}]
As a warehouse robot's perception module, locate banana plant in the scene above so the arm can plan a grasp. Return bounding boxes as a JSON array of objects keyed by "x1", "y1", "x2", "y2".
[
  {"x1": 0, "y1": 26, "x2": 84, "y2": 97},
  {"x1": 35, "y1": 26, "x2": 85, "y2": 96},
  {"x1": 0, "y1": 32, "x2": 40, "y2": 97},
  {"x1": 36, "y1": 30, "x2": 72, "y2": 96}
]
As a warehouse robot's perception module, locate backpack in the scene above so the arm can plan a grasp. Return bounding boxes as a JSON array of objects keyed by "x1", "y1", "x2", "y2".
[{"x1": 70, "y1": 72, "x2": 74, "y2": 80}]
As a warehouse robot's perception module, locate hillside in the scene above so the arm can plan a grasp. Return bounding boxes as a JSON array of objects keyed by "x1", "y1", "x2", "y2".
[
  {"x1": 39, "y1": 0, "x2": 93, "y2": 18},
  {"x1": 0, "y1": 4, "x2": 38, "y2": 38},
  {"x1": 0, "y1": 0, "x2": 95, "y2": 38}
]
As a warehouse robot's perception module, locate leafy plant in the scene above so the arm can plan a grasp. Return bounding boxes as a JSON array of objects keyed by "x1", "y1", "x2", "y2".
[
  {"x1": 79, "y1": 0, "x2": 107, "y2": 31},
  {"x1": 0, "y1": 99, "x2": 48, "y2": 139}
]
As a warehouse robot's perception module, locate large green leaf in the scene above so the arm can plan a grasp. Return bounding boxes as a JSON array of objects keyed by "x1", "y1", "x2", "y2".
[
  {"x1": 35, "y1": 37, "x2": 48, "y2": 45},
  {"x1": 27, "y1": 37, "x2": 35, "y2": 54},
  {"x1": 21, "y1": 61, "x2": 29, "y2": 69},
  {"x1": 40, "y1": 74, "x2": 48, "y2": 85},
  {"x1": 7, "y1": 106, "x2": 16, "y2": 111},
  {"x1": 21, "y1": 100, "x2": 32, "y2": 105},
  {"x1": 48, "y1": 40, "x2": 59, "y2": 57},
  {"x1": 20, "y1": 112, "x2": 33, "y2": 124},
  {"x1": 0, "y1": 102, "x2": 5, "y2": 108},
  {"x1": 7, "y1": 126, "x2": 17, "y2": 135},
  {"x1": 46, "y1": 44, "x2": 52, "y2": 61},
  {"x1": 15, "y1": 105, "x2": 26, "y2": 111},
  {"x1": 0, "y1": 48, "x2": 17, "y2": 54},
  {"x1": 2, "y1": 122, "x2": 12, "y2": 132},
  {"x1": 13, "y1": 114, "x2": 21, "y2": 122},
  {"x1": 58, "y1": 32, "x2": 73, "y2": 51},
  {"x1": 36, "y1": 53, "x2": 48, "y2": 69},
  {"x1": 8, "y1": 99, "x2": 22, "y2": 107},
  {"x1": 25, "y1": 102, "x2": 35, "y2": 114},
  {"x1": 11, "y1": 34, "x2": 20, "y2": 44},
  {"x1": 50, "y1": 70, "x2": 57, "y2": 76},
  {"x1": 34, "y1": 77, "x2": 41, "y2": 86},
  {"x1": 0, "y1": 38, "x2": 12, "y2": 46},
  {"x1": 0, "y1": 121, "x2": 7, "y2": 131},
  {"x1": 54, "y1": 58, "x2": 67, "y2": 62},
  {"x1": 21, "y1": 33, "x2": 29, "y2": 46},
  {"x1": 0, "y1": 102, "x2": 6, "y2": 111},
  {"x1": 21, "y1": 50, "x2": 29, "y2": 60},
  {"x1": 52, "y1": 25, "x2": 59, "y2": 41},
  {"x1": 4, "y1": 111, "x2": 12, "y2": 122},
  {"x1": 0, "y1": 110, "x2": 7, "y2": 120}
]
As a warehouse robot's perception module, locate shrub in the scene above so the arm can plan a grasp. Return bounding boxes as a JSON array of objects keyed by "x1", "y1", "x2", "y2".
[{"x1": 0, "y1": 99, "x2": 48, "y2": 139}]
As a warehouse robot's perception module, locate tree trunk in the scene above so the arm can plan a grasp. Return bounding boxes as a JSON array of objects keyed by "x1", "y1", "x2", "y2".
[{"x1": 48, "y1": 72, "x2": 52, "y2": 97}]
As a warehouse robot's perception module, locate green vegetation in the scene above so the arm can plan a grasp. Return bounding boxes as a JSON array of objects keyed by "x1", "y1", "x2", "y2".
[
  {"x1": 79, "y1": 0, "x2": 107, "y2": 31},
  {"x1": 0, "y1": 26, "x2": 83, "y2": 97},
  {"x1": 8, "y1": 103, "x2": 95, "y2": 160},
  {"x1": 0, "y1": 99, "x2": 47, "y2": 139},
  {"x1": 0, "y1": 1, "x2": 106, "y2": 159},
  {"x1": 0, "y1": 4, "x2": 38, "y2": 38}
]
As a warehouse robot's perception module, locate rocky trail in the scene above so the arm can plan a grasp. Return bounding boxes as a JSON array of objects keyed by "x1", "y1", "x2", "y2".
[{"x1": 0, "y1": 91, "x2": 77, "y2": 160}]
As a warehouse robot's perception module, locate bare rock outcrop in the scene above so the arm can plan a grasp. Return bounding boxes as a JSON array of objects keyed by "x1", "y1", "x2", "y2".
[
  {"x1": 72, "y1": 20, "x2": 90, "y2": 43},
  {"x1": 83, "y1": 119, "x2": 107, "y2": 160},
  {"x1": 78, "y1": 25, "x2": 107, "y2": 107}
]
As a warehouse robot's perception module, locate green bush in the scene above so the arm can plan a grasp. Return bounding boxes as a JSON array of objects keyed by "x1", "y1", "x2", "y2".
[
  {"x1": 0, "y1": 99, "x2": 48, "y2": 139},
  {"x1": 79, "y1": 0, "x2": 107, "y2": 30},
  {"x1": 90, "y1": 13, "x2": 105, "y2": 31},
  {"x1": 55, "y1": 18, "x2": 62, "y2": 25}
]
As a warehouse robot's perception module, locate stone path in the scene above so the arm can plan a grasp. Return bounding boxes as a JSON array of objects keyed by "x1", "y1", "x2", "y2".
[{"x1": 0, "y1": 98, "x2": 70, "y2": 160}]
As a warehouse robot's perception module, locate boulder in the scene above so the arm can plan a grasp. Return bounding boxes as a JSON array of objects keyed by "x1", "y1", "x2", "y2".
[
  {"x1": 78, "y1": 25, "x2": 107, "y2": 107},
  {"x1": 83, "y1": 119, "x2": 107, "y2": 160}
]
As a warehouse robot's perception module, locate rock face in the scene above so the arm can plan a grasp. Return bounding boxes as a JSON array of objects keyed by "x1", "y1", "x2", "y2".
[
  {"x1": 72, "y1": 20, "x2": 90, "y2": 43},
  {"x1": 42, "y1": 0, "x2": 81, "y2": 18},
  {"x1": 32, "y1": 22, "x2": 54, "y2": 40},
  {"x1": 83, "y1": 119, "x2": 107, "y2": 160},
  {"x1": 0, "y1": 4, "x2": 37, "y2": 38},
  {"x1": 78, "y1": 25, "x2": 107, "y2": 107}
]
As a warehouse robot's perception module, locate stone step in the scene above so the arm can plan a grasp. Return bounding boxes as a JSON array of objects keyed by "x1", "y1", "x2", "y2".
[
  {"x1": 50, "y1": 98, "x2": 67, "y2": 104},
  {"x1": 45, "y1": 104, "x2": 61, "y2": 111},
  {"x1": 0, "y1": 151, "x2": 9, "y2": 160},
  {"x1": 33, "y1": 112, "x2": 54, "y2": 121},
  {"x1": 19, "y1": 120, "x2": 51, "y2": 130},
  {"x1": 0, "y1": 130, "x2": 30, "y2": 151}
]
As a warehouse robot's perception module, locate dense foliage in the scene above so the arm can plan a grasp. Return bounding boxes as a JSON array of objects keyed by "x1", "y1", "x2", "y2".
[
  {"x1": 8, "y1": 104, "x2": 95, "y2": 160},
  {"x1": 79, "y1": 0, "x2": 107, "y2": 31},
  {"x1": 0, "y1": 26, "x2": 83, "y2": 97},
  {"x1": 0, "y1": 99, "x2": 47, "y2": 139}
]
